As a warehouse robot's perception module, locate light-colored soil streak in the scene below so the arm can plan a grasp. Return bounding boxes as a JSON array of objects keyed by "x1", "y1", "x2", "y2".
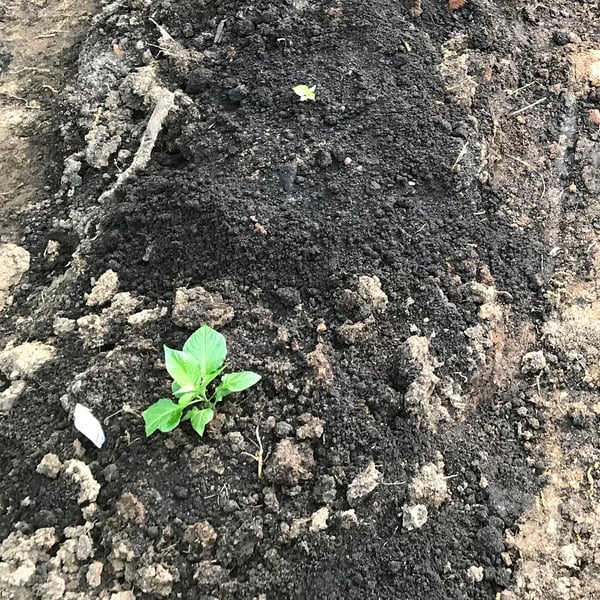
[
  {"x1": 476, "y1": 24, "x2": 600, "y2": 600},
  {"x1": 0, "y1": 0, "x2": 97, "y2": 241}
]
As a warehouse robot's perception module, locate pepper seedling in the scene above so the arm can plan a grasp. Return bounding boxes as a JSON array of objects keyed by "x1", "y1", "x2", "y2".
[
  {"x1": 293, "y1": 84, "x2": 316, "y2": 102},
  {"x1": 142, "y1": 325, "x2": 261, "y2": 437}
]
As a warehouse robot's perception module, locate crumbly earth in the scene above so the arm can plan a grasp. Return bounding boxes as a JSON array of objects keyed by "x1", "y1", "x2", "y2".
[{"x1": 2, "y1": 0, "x2": 600, "y2": 599}]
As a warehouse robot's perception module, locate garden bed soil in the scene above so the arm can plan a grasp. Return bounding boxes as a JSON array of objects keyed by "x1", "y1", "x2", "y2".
[{"x1": 2, "y1": 0, "x2": 600, "y2": 599}]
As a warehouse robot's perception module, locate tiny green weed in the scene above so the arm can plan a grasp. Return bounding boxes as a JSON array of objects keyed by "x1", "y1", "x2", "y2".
[
  {"x1": 293, "y1": 84, "x2": 316, "y2": 102},
  {"x1": 143, "y1": 325, "x2": 261, "y2": 437}
]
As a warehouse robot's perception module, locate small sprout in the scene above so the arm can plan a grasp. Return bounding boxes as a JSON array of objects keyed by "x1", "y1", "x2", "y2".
[
  {"x1": 293, "y1": 84, "x2": 316, "y2": 102},
  {"x1": 142, "y1": 325, "x2": 261, "y2": 437}
]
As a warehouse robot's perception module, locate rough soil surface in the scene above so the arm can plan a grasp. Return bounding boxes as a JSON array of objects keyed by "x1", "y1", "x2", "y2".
[{"x1": 2, "y1": 0, "x2": 600, "y2": 599}]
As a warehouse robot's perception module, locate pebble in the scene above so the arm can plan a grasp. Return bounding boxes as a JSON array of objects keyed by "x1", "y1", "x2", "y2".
[
  {"x1": 36, "y1": 453, "x2": 62, "y2": 479},
  {"x1": 521, "y1": 350, "x2": 547, "y2": 374},
  {"x1": 310, "y1": 507, "x2": 330, "y2": 532},
  {"x1": 402, "y1": 504, "x2": 428, "y2": 531},
  {"x1": 466, "y1": 565, "x2": 484, "y2": 583},
  {"x1": 347, "y1": 461, "x2": 382, "y2": 506},
  {"x1": 86, "y1": 561, "x2": 104, "y2": 587}
]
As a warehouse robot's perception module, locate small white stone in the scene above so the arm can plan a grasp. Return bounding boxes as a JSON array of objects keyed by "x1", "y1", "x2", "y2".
[
  {"x1": 401, "y1": 504, "x2": 428, "y2": 531},
  {"x1": 310, "y1": 507, "x2": 330, "y2": 532},
  {"x1": 466, "y1": 565, "x2": 484, "y2": 582},
  {"x1": 86, "y1": 270, "x2": 119, "y2": 306},
  {"x1": 86, "y1": 561, "x2": 104, "y2": 587},
  {"x1": 521, "y1": 350, "x2": 547, "y2": 374},
  {"x1": 347, "y1": 462, "x2": 382, "y2": 506},
  {"x1": 338, "y1": 509, "x2": 359, "y2": 529},
  {"x1": 0, "y1": 341, "x2": 56, "y2": 380},
  {"x1": 36, "y1": 453, "x2": 62, "y2": 479}
]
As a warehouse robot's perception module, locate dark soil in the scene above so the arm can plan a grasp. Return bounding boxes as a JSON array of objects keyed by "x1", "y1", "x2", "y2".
[{"x1": 2, "y1": 0, "x2": 598, "y2": 598}]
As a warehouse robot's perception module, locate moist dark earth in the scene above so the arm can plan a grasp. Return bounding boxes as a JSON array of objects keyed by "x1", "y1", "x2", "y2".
[{"x1": 2, "y1": 0, "x2": 600, "y2": 599}]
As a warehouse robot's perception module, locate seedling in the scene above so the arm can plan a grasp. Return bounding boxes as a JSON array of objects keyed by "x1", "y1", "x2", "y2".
[
  {"x1": 293, "y1": 84, "x2": 316, "y2": 102},
  {"x1": 142, "y1": 325, "x2": 261, "y2": 437}
]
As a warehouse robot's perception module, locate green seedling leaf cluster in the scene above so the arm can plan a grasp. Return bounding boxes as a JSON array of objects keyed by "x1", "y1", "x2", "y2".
[
  {"x1": 143, "y1": 325, "x2": 261, "y2": 437},
  {"x1": 293, "y1": 84, "x2": 316, "y2": 102}
]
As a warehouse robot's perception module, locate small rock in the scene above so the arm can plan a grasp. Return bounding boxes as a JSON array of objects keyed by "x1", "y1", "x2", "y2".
[
  {"x1": 521, "y1": 350, "x2": 547, "y2": 374},
  {"x1": 392, "y1": 336, "x2": 450, "y2": 431},
  {"x1": 110, "y1": 593, "x2": 136, "y2": 600},
  {"x1": 310, "y1": 507, "x2": 330, "y2": 532},
  {"x1": 499, "y1": 592, "x2": 518, "y2": 600},
  {"x1": 87, "y1": 270, "x2": 119, "y2": 306},
  {"x1": 137, "y1": 563, "x2": 178, "y2": 596},
  {"x1": 347, "y1": 461, "x2": 382, "y2": 506},
  {"x1": 193, "y1": 561, "x2": 228, "y2": 586},
  {"x1": 274, "y1": 421, "x2": 293, "y2": 437},
  {"x1": 183, "y1": 521, "x2": 218, "y2": 556},
  {"x1": 76, "y1": 534, "x2": 94, "y2": 560},
  {"x1": 265, "y1": 439, "x2": 314, "y2": 486},
  {"x1": 226, "y1": 431, "x2": 245, "y2": 452},
  {"x1": 127, "y1": 306, "x2": 167, "y2": 327},
  {"x1": 86, "y1": 561, "x2": 104, "y2": 587},
  {"x1": 296, "y1": 413, "x2": 325, "y2": 439},
  {"x1": 337, "y1": 319, "x2": 372, "y2": 345},
  {"x1": 35, "y1": 571, "x2": 65, "y2": 599},
  {"x1": 53, "y1": 317, "x2": 76, "y2": 337},
  {"x1": 82, "y1": 503, "x2": 98, "y2": 521},
  {"x1": 116, "y1": 492, "x2": 146, "y2": 524},
  {"x1": 76, "y1": 314, "x2": 111, "y2": 348},
  {"x1": 0, "y1": 380, "x2": 26, "y2": 412},
  {"x1": 287, "y1": 516, "x2": 310, "y2": 539},
  {"x1": 106, "y1": 292, "x2": 142, "y2": 317},
  {"x1": 464, "y1": 281, "x2": 497, "y2": 304},
  {"x1": 466, "y1": 565, "x2": 484, "y2": 583},
  {"x1": 338, "y1": 509, "x2": 359, "y2": 529},
  {"x1": 73, "y1": 438, "x2": 85, "y2": 458},
  {"x1": 402, "y1": 504, "x2": 428, "y2": 531},
  {"x1": 63, "y1": 459, "x2": 100, "y2": 504},
  {"x1": 0, "y1": 243, "x2": 30, "y2": 311},
  {"x1": 357, "y1": 275, "x2": 388, "y2": 313},
  {"x1": 306, "y1": 343, "x2": 334, "y2": 385},
  {"x1": 0, "y1": 341, "x2": 56, "y2": 380},
  {"x1": 409, "y1": 456, "x2": 450, "y2": 506},
  {"x1": 172, "y1": 286, "x2": 234, "y2": 329},
  {"x1": 36, "y1": 453, "x2": 62, "y2": 479}
]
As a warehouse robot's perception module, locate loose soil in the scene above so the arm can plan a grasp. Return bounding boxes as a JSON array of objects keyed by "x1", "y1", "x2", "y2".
[{"x1": 2, "y1": 0, "x2": 600, "y2": 599}]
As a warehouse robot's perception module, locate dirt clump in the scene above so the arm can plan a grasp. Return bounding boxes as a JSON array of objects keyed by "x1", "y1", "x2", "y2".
[{"x1": 265, "y1": 439, "x2": 315, "y2": 486}]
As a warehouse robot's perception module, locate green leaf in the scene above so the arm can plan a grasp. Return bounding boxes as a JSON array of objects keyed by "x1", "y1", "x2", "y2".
[
  {"x1": 164, "y1": 346, "x2": 202, "y2": 389},
  {"x1": 142, "y1": 399, "x2": 183, "y2": 436},
  {"x1": 292, "y1": 84, "x2": 316, "y2": 102},
  {"x1": 221, "y1": 371, "x2": 261, "y2": 392},
  {"x1": 214, "y1": 371, "x2": 261, "y2": 402},
  {"x1": 172, "y1": 381, "x2": 198, "y2": 405},
  {"x1": 189, "y1": 406, "x2": 214, "y2": 437},
  {"x1": 182, "y1": 325, "x2": 227, "y2": 376}
]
